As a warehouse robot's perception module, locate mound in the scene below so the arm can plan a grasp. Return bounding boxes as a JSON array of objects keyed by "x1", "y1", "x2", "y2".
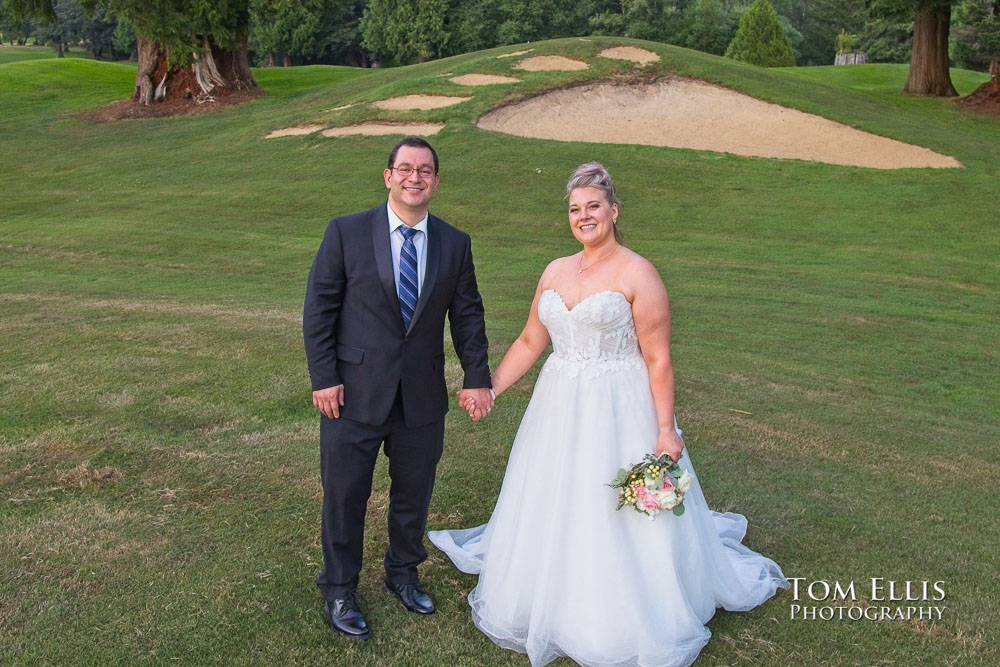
[
  {"x1": 478, "y1": 79, "x2": 961, "y2": 169},
  {"x1": 960, "y1": 66, "x2": 1000, "y2": 114},
  {"x1": 373, "y1": 95, "x2": 472, "y2": 110},
  {"x1": 598, "y1": 47, "x2": 660, "y2": 64},
  {"x1": 266, "y1": 125, "x2": 325, "y2": 138},
  {"x1": 451, "y1": 74, "x2": 521, "y2": 86},
  {"x1": 321, "y1": 123, "x2": 445, "y2": 137},
  {"x1": 514, "y1": 56, "x2": 589, "y2": 71}
]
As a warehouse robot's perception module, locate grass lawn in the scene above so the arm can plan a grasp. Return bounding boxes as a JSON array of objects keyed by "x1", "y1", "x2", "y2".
[
  {"x1": 1, "y1": 37, "x2": 998, "y2": 665},
  {"x1": 0, "y1": 44, "x2": 102, "y2": 64}
]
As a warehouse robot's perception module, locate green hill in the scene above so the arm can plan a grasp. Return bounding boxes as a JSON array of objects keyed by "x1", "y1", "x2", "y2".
[{"x1": 2, "y1": 37, "x2": 997, "y2": 665}]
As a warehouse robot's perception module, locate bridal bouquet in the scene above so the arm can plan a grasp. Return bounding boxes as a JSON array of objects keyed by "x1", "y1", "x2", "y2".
[{"x1": 609, "y1": 453, "x2": 694, "y2": 520}]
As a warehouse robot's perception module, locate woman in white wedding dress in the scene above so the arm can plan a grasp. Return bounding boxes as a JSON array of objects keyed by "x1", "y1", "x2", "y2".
[{"x1": 429, "y1": 163, "x2": 787, "y2": 667}]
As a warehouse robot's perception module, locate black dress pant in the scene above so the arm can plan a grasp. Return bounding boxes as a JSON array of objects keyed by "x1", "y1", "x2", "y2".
[{"x1": 316, "y1": 386, "x2": 445, "y2": 601}]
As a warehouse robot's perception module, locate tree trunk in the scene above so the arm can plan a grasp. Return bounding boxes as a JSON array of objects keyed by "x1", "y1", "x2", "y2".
[
  {"x1": 56, "y1": 41, "x2": 64, "y2": 57},
  {"x1": 131, "y1": 33, "x2": 258, "y2": 106},
  {"x1": 903, "y1": 4, "x2": 958, "y2": 97},
  {"x1": 282, "y1": 54, "x2": 292, "y2": 67}
]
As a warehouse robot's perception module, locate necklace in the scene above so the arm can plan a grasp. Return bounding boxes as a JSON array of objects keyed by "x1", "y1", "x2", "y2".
[{"x1": 578, "y1": 247, "x2": 619, "y2": 274}]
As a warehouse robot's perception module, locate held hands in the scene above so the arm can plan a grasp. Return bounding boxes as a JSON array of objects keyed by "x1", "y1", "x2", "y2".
[
  {"x1": 457, "y1": 388, "x2": 494, "y2": 422},
  {"x1": 656, "y1": 427, "x2": 684, "y2": 463},
  {"x1": 312, "y1": 384, "x2": 345, "y2": 419}
]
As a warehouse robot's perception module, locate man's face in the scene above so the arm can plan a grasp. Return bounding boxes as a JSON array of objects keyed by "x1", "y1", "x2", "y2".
[{"x1": 383, "y1": 145, "x2": 440, "y2": 215}]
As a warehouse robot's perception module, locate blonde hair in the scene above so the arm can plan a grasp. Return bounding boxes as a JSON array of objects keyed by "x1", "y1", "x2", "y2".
[{"x1": 565, "y1": 162, "x2": 623, "y2": 244}]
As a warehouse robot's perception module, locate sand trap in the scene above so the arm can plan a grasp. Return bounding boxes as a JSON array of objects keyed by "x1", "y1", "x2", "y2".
[
  {"x1": 498, "y1": 49, "x2": 533, "y2": 59},
  {"x1": 266, "y1": 125, "x2": 324, "y2": 138},
  {"x1": 599, "y1": 46, "x2": 660, "y2": 64},
  {"x1": 514, "y1": 56, "x2": 589, "y2": 71},
  {"x1": 321, "y1": 123, "x2": 445, "y2": 138},
  {"x1": 373, "y1": 95, "x2": 471, "y2": 110},
  {"x1": 451, "y1": 74, "x2": 521, "y2": 86},
  {"x1": 478, "y1": 79, "x2": 961, "y2": 169}
]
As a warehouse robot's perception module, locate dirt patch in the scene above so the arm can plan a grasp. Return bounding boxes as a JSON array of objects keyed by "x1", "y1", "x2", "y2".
[
  {"x1": 960, "y1": 76, "x2": 1000, "y2": 115},
  {"x1": 478, "y1": 78, "x2": 961, "y2": 169},
  {"x1": 321, "y1": 123, "x2": 445, "y2": 137},
  {"x1": 265, "y1": 124, "x2": 325, "y2": 139},
  {"x1": 372, "y1": 94, "x2": 471, "y2": 110},
  {"x1": 450, "y1": 74, "x2": 521, "y2": 86},
  {"x1": 83, "y1": 90, "x2": 261, "y2": 122},
  {"x1": 326, "y1": 103, "x2": 357, "y2": 112},
  {"x1": 514, "y1": 56, "x2": 589, "y2": 71},
  {"x1": 598, "y1": 46, "x2": 660, "y2": 64},
  {"x1": 498, "y1": 49, "x2": 533, "y2": 59},
  {"x1": 58, "y1": 463, "x2": 123, "y2": 490}
]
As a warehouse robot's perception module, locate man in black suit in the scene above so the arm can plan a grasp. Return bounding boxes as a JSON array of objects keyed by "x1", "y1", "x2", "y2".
[{"x1": 303, "y1": 137, "x2": 494, "y2": 639}]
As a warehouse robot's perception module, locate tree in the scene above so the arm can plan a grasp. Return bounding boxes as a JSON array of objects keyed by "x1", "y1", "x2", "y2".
[
  {"x1": 681, "y1": 0, "x2": 735, "y2": 56},
  {"x1": 32, "y1": 0, "x2": 87, "y2": 57},
  {"x1": 724, "y1": 0, "x2": 795, "y2": 66},
  {"x1": 869, "y1": 0, "x2": 958, "y2": 95},
  {"x1": 857, "y1": 15, "x2": 912, "y2": 62},
  {"x1": 361, "y1": 0, "x2": 449, "y2": 64},
  {"x1": 3, "y1": 0, "x2": 259, "y2": 105},
  {"x1": 951, "y1": 0, "x2": 1000, "y2": 72}
]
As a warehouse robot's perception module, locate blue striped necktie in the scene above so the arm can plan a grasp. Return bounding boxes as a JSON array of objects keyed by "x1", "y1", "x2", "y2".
[{"x1": 398, "y1": 226, "x2": 419, "y2": 328}]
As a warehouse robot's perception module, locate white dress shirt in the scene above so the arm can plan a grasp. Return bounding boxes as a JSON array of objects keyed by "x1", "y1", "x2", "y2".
[{"x1": 387, "y1": 202, "x2": 428, "y2": 296}]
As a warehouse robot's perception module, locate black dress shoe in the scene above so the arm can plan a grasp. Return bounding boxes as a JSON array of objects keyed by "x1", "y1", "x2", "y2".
[
  {"x1": 384, "y1": 582, "x2": 435, "y2": 615},
  {"x1": 324, "y1": 591, "x2": 371, "y2": 639}
]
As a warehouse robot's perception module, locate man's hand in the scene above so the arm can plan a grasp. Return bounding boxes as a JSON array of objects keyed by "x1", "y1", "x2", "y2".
[
  {"x1": 313, "y1": 385, "x2": 345, "y2": 419},
  {"x1": 457, "y1": 388, "x2": 494, "y2": 422}
]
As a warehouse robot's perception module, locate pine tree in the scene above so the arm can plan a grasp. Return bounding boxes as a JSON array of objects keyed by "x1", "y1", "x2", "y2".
[{"x1": 724, "y1": 0, "x2": 795, "y2": 67}]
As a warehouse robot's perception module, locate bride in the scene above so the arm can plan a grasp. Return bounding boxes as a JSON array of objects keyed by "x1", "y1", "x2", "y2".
[{"x1": 430, "y1": 163, "x2": 787, "y2": 667}]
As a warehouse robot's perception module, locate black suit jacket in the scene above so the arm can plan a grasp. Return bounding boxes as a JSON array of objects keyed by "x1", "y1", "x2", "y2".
[{"x1": 303, "y1": 203, "x2": 491, "y2": 427}]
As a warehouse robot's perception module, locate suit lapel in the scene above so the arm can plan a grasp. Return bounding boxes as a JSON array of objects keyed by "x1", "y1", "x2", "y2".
[
  {"x1": 407, "y1": 215, "x2": 441, "y2": 332},
  {"x1": 371, "y1": 204, "x2": 406, "y2": 329}
]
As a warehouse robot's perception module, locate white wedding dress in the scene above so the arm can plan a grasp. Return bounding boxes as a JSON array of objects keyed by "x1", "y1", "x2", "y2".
[{"x1": 429, "y1": 289, "x2": 787, "y2": 667}]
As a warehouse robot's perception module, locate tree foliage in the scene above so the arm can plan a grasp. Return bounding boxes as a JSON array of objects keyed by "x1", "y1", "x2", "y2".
[
  {"x1": 361, "y1": 0, "x2": 449, "y2": 64},
  {"x1": 951, "y1": 0, "x2": 1000, "y2": 71},
  {"x1": 725, "y1": 0, "x2": 795, "y2": 66},
  {"x1": 680, "y1": 0, "x2": 735, "y2": 55}
]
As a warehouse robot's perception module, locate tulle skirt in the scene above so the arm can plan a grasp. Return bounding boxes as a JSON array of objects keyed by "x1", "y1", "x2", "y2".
[{"x1": 430, "y1": 357, "x2": 787, "y2": 666}]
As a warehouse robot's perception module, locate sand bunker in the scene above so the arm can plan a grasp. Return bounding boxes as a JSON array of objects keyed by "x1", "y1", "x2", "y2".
[
  {"x1": 498, "y1": 49, "x2": 533, "y2": 59},
  {"x1": 266, "y1": 125, "x2": 324, "y2": 138},
  {"x1": 479, "y1": 79, "x2": 961, "y2": 169},
  {"x1": 598, "y1": 46, "x2": 660, "y2": 64},
  {"x1": 373, "y1": 95, "x2": 471, "y2": 110},
  {"x1": 451, "y1": 74, "x2": 521, "y2": 86},
  {"x1": 514, "y1": 56, "x2": 589, "y2": 72},
  {"x1": 321, "y1": 123, "x2": 445, "y2": 138}
]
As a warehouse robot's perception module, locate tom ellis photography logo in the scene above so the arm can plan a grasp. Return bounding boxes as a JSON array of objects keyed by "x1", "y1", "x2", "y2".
[{"x1": 788, "y1": 578, "x2": 946, "y2": 621}]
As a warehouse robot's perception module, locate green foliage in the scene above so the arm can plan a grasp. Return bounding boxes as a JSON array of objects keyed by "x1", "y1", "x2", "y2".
[
  {"x1": 785, "y1": 0, "x2": 866, "y2": 65},
  {"x1": 361, "y1": 0, "x2": 449, "y2": 64},
  {"x1": 858, "y1": 15, "x2": 912, "y2": 62},
  {"x1": 836, "y1": 28, "x2": 859, "y2": 53},
  {"x1": 680, "y1": 0, "x2": 734, "y2": 56},
  {"x1": 4, "y1": 0, "x2": 255, "y2": 65},
  {"x1": 725, "y1": 0, "x2": 795, "y2": 67},
  {"x1": 110, "y1": 12, "x2": 133, "y2": 55},
  {"x1": 951, "y1": 0, "x2": 1000, "y2": 72}
]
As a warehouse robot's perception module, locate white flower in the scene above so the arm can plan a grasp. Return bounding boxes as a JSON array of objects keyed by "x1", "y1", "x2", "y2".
[
  {"x1": 676, "y1": 470, "x2": 694, "y2": 493},
  {"x1": 655, "y1": 488, "x2": 679, "y2": 510}
]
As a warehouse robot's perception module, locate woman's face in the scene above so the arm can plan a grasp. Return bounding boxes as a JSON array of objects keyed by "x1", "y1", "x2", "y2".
[{"x1": 568, "y1": 186, "x2": 618, "y2": 247}]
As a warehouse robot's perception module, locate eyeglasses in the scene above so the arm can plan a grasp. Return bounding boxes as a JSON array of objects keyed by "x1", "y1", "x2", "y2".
[{"x1": 391, "y1": 166, "x2": 436, "y2": 179}]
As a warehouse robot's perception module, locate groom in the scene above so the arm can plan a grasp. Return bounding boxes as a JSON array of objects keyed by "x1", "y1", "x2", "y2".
[{"x1": 303, "y1": 137, "x2": 494, "y2": 640}]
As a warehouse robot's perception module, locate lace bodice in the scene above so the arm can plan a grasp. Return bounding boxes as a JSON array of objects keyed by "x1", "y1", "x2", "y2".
[{"x1": 538, "y1": 289, "x2": 645, "y2": 377}]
